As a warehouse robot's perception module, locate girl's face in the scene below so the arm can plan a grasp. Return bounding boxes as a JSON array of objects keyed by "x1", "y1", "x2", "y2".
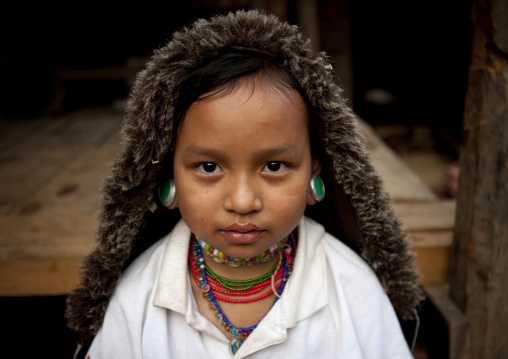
[{"x1": 173, "y1": 81, "x2": 319, "y2": 259}]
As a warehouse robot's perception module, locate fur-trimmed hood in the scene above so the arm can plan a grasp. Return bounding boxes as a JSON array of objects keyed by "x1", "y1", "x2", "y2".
[{"x1": 66, "y1": 9, "x2": 423, "y2": 345}]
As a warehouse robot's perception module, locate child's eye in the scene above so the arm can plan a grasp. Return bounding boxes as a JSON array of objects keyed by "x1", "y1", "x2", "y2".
[
  {"x1": 197, "y1": 162, "x2": 222, "y2": 174},
  {"x1": 263, "y1": 161, "x2": 287, "y2": 172}
]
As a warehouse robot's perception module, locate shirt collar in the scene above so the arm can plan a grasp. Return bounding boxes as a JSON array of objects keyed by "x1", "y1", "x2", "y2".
[
  {"x1": 279, "y1": 216, "x2": 328, "y2": 326},
  {"x1": 153, "y1": 217, "x2": 329, "y2": 327},
  {"x1": 153, "y1": 219, "x2": 192, "y2": 314}
]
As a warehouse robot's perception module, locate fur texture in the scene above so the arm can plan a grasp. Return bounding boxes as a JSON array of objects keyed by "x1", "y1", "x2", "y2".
[{"x1": 66, "y1": 10, "x2": 424, "y2": 345}]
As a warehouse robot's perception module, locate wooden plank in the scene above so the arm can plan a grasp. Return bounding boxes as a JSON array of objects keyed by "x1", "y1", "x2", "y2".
[
  {"x1": 424, "y1": 284, "x2": 469, "y2": 359},
  {"x1": 0, "y1": 109, "x2": 122, "y2": 215},
  {"x1": 393, "y1": 200, "x2": 456, "y2": 232},
  {"x1": 0, "y1": 117, "x2": 68, "y2": 150},
  {"x1": 0, "y1": 146, "x2": 84, "y2": 215},
  {"x1": 0, "y1": 258, "x2": 83, "y2": 296},
  {"x1": 409, "y1": 230, "x2": 453, "y2": 249},
  {"x1": 0, "y1": 210, "x2": 97, "y2": 237},
  {"x1": 0, "y1": 108, "x2": 122, "y2": 151},
  {"x1": 358, "y1": 119, "x2": 436, "y2": 202},
  {"x1": 413, "y1": 247, "x2": 450, "y2": 285},
  {"x1": 0, "y1": 109, "x2": 124, "y2": 296},
  {"x1": 12, "y1": 145, "x2": 121, "y2": 217},
  {"x1": 0, "y1": 233, "x2": 95, "y2": 261},
  {"x1": 358, "y1": 119, "x2": 454, "y2": 285},
  {"x1": 390, "y1": 201, "x2": 456, "y2": 285},
  {"x1": 15, "y1": 110, "x2": 122, "y2": 148},
  {"x1": 0, "y1": 145, "x2": 120, "y2": 257}
]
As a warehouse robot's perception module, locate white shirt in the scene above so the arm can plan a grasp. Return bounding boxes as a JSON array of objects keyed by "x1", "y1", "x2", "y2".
[{"x1": 87, "y1": 217, "x2": 412, "y2": 358}]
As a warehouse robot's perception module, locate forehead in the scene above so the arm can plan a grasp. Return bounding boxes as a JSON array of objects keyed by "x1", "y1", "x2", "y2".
[{"x1": 175, "y1": 82, "x2": 309, "y2": 151}]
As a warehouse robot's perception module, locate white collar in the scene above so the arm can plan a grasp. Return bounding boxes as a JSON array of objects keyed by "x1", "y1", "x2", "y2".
[
  {"x1": 153, "y1": 217, "x2": 328, "y2": 342},
  {"x1": 153, "y1": 219, "x2": 192, "y2": 314}
]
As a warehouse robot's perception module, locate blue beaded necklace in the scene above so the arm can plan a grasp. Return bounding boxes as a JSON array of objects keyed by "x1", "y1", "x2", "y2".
[{"x1": 190, "y1": 234, "x2": 295, "y2": 355}]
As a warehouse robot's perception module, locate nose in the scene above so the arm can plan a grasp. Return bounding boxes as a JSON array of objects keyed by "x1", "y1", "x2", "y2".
[{"x1": 223, "y1": 174, "x2": 263, "y2": 214}]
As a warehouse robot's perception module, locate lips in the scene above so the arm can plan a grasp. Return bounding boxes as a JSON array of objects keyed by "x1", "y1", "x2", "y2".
[{"x1": 220, "y1": 223, "x2": 265, "y2": 244}]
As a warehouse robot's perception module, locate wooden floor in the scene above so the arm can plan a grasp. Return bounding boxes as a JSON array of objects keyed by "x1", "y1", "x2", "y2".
[
  {"x1": 0, "y1": 107, "x2": 123, "y2": 296},
  {"x1": 0, "y1": 106, "x2": 455, "y2": 296}
]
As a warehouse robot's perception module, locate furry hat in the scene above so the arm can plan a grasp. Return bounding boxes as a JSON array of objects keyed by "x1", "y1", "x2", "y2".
[{"x1": 66, "y1": 9, "x2": 423, "y2": 345}]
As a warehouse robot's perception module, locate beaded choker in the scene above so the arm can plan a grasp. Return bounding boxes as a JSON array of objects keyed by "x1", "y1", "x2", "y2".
[
  {"x1": 196, "y1": 236, "x2": 288, "y2": 267},
  {"x1": 189, "y1": 233, "x2": 296, "y2": 355}
]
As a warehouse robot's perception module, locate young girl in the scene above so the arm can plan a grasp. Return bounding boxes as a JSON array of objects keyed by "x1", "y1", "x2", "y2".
[{"x1": 66, "y1": 10, "x2": 423, "y2": 358}]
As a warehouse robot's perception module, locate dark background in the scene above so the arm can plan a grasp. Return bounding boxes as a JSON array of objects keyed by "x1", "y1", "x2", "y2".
[{"x1": 1, "y1": 0, "x2": 472, "y2": 154}]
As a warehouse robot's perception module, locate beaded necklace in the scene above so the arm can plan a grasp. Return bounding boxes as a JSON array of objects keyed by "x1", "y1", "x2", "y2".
[
  {"x1": 189, "y1": 250, "x2": 287, "y2": 303},
  {"x1": 189, "y1": 233, "x2": 296, "y2": 354},
  {"x1": 196, "y1": 236, "x2": 288, "y2": 267}
]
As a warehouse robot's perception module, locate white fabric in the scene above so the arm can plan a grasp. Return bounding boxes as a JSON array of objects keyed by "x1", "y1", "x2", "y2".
[{"x1": 87, "y1": 217, "x2": 412, "y2": 358}]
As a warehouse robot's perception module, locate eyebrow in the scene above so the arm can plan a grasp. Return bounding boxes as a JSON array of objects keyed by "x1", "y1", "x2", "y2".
[{"x1": 182, "y1": 144, "x2": 303, "y2": 158}]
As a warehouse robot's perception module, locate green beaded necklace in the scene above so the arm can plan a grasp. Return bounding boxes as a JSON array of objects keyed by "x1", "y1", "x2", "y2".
[{"x1": 203, "y1": 257, "x2": 285, "y2": 292}]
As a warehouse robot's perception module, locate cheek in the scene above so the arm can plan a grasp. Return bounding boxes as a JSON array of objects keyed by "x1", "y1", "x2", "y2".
[
  {"x1": 176, "y1": 179, "x2": 224, "y2": 226},
  {"x1": 270, "y1": 181, "x2": 309, "y2": 214},
  {"x1": 179, "y1": 188, "x2": 206, "y2": 208},
  {"x1": 175, "y1": 179, "x2": 205, "y2": 217}
]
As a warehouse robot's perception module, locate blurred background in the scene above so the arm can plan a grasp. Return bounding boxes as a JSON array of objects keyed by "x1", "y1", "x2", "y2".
[
  {"x1": 1, "y1": 0, "x2": 471, "y2": 154},
  {"x1": 1, "y1": 0, "x2": 477, "y2": 357}
]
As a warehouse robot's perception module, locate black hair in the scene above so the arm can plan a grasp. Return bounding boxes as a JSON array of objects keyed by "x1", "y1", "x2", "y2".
[{"x1": 170, "y1": 48, "x2": 322, "y2": 159}]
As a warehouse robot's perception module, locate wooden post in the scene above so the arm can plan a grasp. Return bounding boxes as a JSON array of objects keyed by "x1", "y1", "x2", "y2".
[
  {"x1": 296, "y1": 0, "x2": 320, "y2": 51},
  {"x1": 449, "y1": 0, "x2": 508, "y2": 357}
]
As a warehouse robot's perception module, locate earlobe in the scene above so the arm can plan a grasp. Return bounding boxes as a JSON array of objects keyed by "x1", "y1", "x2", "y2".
[
  {"x1": 307, "y1": 192, "x2": 317, "y2": 205},
  {"x1": 168, "y1": 197, "x2": 179, "y2": 210}
]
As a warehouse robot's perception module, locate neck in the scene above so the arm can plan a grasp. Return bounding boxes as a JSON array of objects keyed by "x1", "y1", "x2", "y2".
[
  {"x1": 202, "y1": 250, "x2": 280, "y2": 280},
  {"x1": 192, "y1": 234, "x2": 294, "y2": 280}
]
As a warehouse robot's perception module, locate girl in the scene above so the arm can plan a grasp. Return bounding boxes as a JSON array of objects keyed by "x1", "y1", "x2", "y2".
[{"x1": 66, "y1": 10, "x2": 423, "y2": 358}]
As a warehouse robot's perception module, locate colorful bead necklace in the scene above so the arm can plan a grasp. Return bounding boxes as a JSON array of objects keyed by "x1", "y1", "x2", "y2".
[
  {"x1": 189, "y1": 233, "x2": 296, "y2": 354},
  {"x1": 196, "y1": 236, "x2": 287, "y2": 267},
  {"x1": 189, "y1": 252, "x2": 287, "y2": 303}
]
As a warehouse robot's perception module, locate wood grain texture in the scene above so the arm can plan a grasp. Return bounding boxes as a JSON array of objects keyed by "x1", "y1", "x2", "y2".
[
  {"x1": 449, "y1": 0, "x2": 508, "y2": 356},
  {"x1": 0, "y1": 258, "x2": 83, "y2": 296},
  {"x1": 359, "y1": 120, "x2": 437, "y2": 202},
  {"x1": 0, "y1": 109, "x2": 122, "y2": 296},
  {"x1": 425, "y1": 284, "x2": 469, "y2": 359}
]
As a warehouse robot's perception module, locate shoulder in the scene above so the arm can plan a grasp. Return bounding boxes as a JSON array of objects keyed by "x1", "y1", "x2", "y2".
[
  {"x1": 300, "y1": 218, "x2": 412, "y2": 357},
  {"x1": 302, "y1": 216, "x2": 392, "y2": 318},
  {"x1": 303, "y1": 216, "x2": 380, "y2": 282},
  {"x1": 111, "y1": 218, "x2": 191, "y2": 309},
  {"x1": 115, "y1": 233, "x2": 169, "y2": 294},
  {"x1": 86, "y1": 232, "x2": 171, "y2": 357},
  {"x1": 322, "y1": 232, "x2": 376, "y2": 278}
]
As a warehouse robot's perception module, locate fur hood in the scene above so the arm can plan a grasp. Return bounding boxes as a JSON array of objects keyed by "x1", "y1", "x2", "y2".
[{"x1": 66, "y1": 9, "x2": 423, "y2": 345}]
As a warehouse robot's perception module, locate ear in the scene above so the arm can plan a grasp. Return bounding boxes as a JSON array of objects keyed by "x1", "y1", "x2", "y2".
[
  {"x1": 311, "y1": 154, "x2": 322, "y2": 175},
  {"x1": 307, "y1": 154, "x2": 323, "y2": 205}
]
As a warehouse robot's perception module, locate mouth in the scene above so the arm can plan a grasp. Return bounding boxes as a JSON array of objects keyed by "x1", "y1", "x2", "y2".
[{"x1": 220, "y1": 223, "x2": 265, "y2": 244}]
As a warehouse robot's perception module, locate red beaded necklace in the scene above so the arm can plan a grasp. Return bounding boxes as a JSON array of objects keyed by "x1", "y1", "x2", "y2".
[
  {"x1": 189, "y1": 233, "x2": 296, "y2": 304},
  {"x1": 189, "y1": 233, "x2": 296, "y2": 353}
]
